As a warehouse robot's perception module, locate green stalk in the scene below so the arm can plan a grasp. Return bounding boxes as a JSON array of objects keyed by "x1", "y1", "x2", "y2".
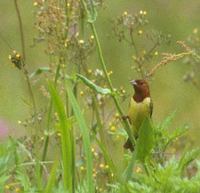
[
  {"x1": 90, "y1": 22, "x2": 136, "y2": 145},
  {"x1": 41, "y1": 63, "x2": 61, "y2": 163},
  {"x1": 14, "y1": 0, "x2": 36, "y2": 113}
]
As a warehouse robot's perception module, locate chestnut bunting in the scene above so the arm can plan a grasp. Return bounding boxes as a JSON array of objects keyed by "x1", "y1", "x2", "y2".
[{"x1": 124, "y1": 79, "x2": 153, "y2": 151}]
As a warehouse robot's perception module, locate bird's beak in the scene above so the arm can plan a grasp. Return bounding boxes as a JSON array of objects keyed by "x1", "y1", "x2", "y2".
[{"x1": 130, "y1": 80, "x2": 137, "y2": 86}]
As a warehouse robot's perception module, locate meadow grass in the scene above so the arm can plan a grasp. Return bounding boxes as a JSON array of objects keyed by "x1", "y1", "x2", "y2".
[{"x1": 1, "y1": 1, "x2": 200, "y2": 193}]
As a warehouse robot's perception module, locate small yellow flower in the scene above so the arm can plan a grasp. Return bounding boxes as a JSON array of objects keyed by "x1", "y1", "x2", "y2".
[
  {"x1": 57, "y1": 132, "x2": 61, "y2": 137},
  {"x1": 115, "y1": 113, "x2": 120, "y2": 119},
  {"x1": 143, "y1": 11, "x2": 147, "y2": 15},
  {"x1": 121, "y1": 89, "x2": 126, "y2": 94},
  {"x1": 40, "y1": 137, "x2": 44, "y2": 141},
  {"x1": 115, "y1": 135, "x2": 120, "y2": 140},
  {"x1": 4, "y1": 185, "x2": 10, "y2": 190},
  {"x1": 18, "y1": 120, "x2": 22, "y2": 124},
  {"x1": 105, "y1": 164, "x2": 109, "y2": 169},
  {"x1": 90, "y1": 35, "x2": 94, "y2": 40},
  {"x1": 67, "y1": 3, "x2": 70, "y2": 7},
  {"x1": 99, "y1": 163, "x2": 104, "y2": 169},
  {"x1": 193, "y1": 28, "x2": 198, "y2": 34},
  {"x1": 16, "y1": 54, "x2": 21, "y2": 59},
  {"x1": 87, "y1": 69, "x2": 92, "y2": 74},
  {"x1": 94, "y1": 152, "x2": 98, "y2": 157},
  {"x1": 15, "y1": 187, "x2": 21, "y2": 192},
  {"x1": 75, "y1": 32, "x2": 79, "y2": 37},
  {"x1": 139, "y1": 10, "x2": 143, "y2": 15},
  {"x1": 33, "y1": 2, "x2": 38, "y2": 6},
  {"x1": 123, "y1": 11, "x2": 128, "y2": 16},
  {"x1": 110, "y1": 125, "x2": 116, "y2": 132},
  {"x1": 135, "y1": 166, "x2": 142, "y2": 173},
  {"x1": 132, "y1": 55, "x2": 137, "y2": 60},
  {"x1": 79, "y1": 39, "x2": 85, "y2": 44},
  {"x1": 80, "y1": 166, "x2": 85, "y2": 171},
  {"x1": 80, "y1": 91, "x2": 84, "y2": 96},
  {"x1": 154, "y1": 51, "x2": 158, "y2": 56},
  {"x1": 138, "y1": 30, "x2": 143, "y2": 35},
  {"x1": 108, "y1": 70, "x2": 113, "y2": 76}
]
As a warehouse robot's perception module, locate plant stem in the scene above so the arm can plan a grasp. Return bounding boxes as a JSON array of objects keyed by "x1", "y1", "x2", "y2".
[
  {"x1": 14, "y1": 0, "x2": 26, "y2": 60},
  {"x1": 90, "y1": 22, "x2": 136, "y2": 145},
  {"x1": 41, "y1": 63, "x2": 61, "y2": 163},
  {"x1": 14, "y1": 0, "x2": 36, "y2": 113},
  {"x1": 24, "y1": 69, "x2": 37, "y2": 113}
]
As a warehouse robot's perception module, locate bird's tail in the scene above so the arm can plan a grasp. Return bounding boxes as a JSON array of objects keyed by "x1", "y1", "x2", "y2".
[{"x1": 123, "y1": 138, "x2": 134, "y2": 151}]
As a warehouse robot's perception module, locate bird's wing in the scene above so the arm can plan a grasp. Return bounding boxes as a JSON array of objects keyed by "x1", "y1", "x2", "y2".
[{"x1": 150, "y1": 99, "x2": 153, "y2": 117}]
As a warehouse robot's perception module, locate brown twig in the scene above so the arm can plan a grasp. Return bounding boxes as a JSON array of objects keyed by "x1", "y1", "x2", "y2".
[{"x1": 146, "y1": 51, "x2": 192, "y2": 78}]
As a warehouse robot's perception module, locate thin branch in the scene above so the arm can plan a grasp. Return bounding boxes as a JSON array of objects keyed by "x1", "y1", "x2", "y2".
[
  {"x1": 14, "y1": 0, "x2": 26, "y2": 60},
  {"x1": 147, "y1": 51, "x2": 192, "y2": 78}
]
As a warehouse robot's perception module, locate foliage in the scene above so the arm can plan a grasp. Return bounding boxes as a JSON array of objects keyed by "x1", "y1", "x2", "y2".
[{"x1": 0, "y1": 0, "x2": 200, "y2": 193}]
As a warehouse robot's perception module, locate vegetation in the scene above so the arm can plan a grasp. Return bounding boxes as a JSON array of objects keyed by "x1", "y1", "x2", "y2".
[{"x1": 0, "y1": 1, "x2": 200, "y2": 192}]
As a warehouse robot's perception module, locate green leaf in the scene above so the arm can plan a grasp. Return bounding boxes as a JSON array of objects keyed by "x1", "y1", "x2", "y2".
[
  {"x1": 30, "y1": 67, "x2": 51, "y2": 78},
  {"x1": 159, "y1": 110, "x2": 177, "y2": 130},
  {"x1": 49, "y1": 83, "x2": 73, "y2": 192},
  {"x1": 77, "y1": 74, "x2": 111, "y2": 95},
  {"x1": 0, "y1": 175, "x2": 10, "y2": 192},
  {"x1": 67, "y1": 83, "x2": 94, "y2": 193},
  {"x1": 135, "y1": 117, "x2": 154, "y2": 162},
  {"x1": 164, "y1": 125, "x2": 188, "y2": 150},
  {"x1": 178, "y1": 148, "x2": 200, "y2": 173},
  {"x1": 123, "y1": 118, "x2": 154, "y2": 181},
  {"x1": 44, "y1": 160, "x2": 59, "y2": 193}
]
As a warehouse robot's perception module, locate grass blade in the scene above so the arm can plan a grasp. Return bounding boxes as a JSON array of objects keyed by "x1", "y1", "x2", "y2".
[
  {"x1": 49, "y1": 83, "x2": 73, "y2": 192},
  {"x1": 67, "y1": 83, "x2": 94, "y2": 193},
  {"x1": 44, "y1": 160, "x2": 59, "y2": 193}
]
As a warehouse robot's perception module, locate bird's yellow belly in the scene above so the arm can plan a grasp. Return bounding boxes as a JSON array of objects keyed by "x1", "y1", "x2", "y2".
[{"x1": 128, "y1": 97, "x2": 151, "y2": 136}]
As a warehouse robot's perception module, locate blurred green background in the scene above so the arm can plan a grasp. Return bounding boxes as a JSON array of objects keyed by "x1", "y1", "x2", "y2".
[{"x1": 0, "y1": 0, "x2": 200, "y2": 143}]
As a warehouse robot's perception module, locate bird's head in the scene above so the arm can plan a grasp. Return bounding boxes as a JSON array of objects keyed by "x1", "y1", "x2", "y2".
[{"x1": 130, "y1": 79, "x2": 150, "y2": 101}]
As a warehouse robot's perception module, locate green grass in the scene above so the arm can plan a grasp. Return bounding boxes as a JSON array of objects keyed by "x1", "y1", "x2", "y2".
[{"x1": 0, "y1": 1, "x2": 200, "y2": 193}]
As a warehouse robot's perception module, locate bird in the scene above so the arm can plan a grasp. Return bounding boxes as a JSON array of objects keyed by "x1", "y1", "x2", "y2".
[{"x1": 124, "y1": 79, "x2": 153, "y2": 151}]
